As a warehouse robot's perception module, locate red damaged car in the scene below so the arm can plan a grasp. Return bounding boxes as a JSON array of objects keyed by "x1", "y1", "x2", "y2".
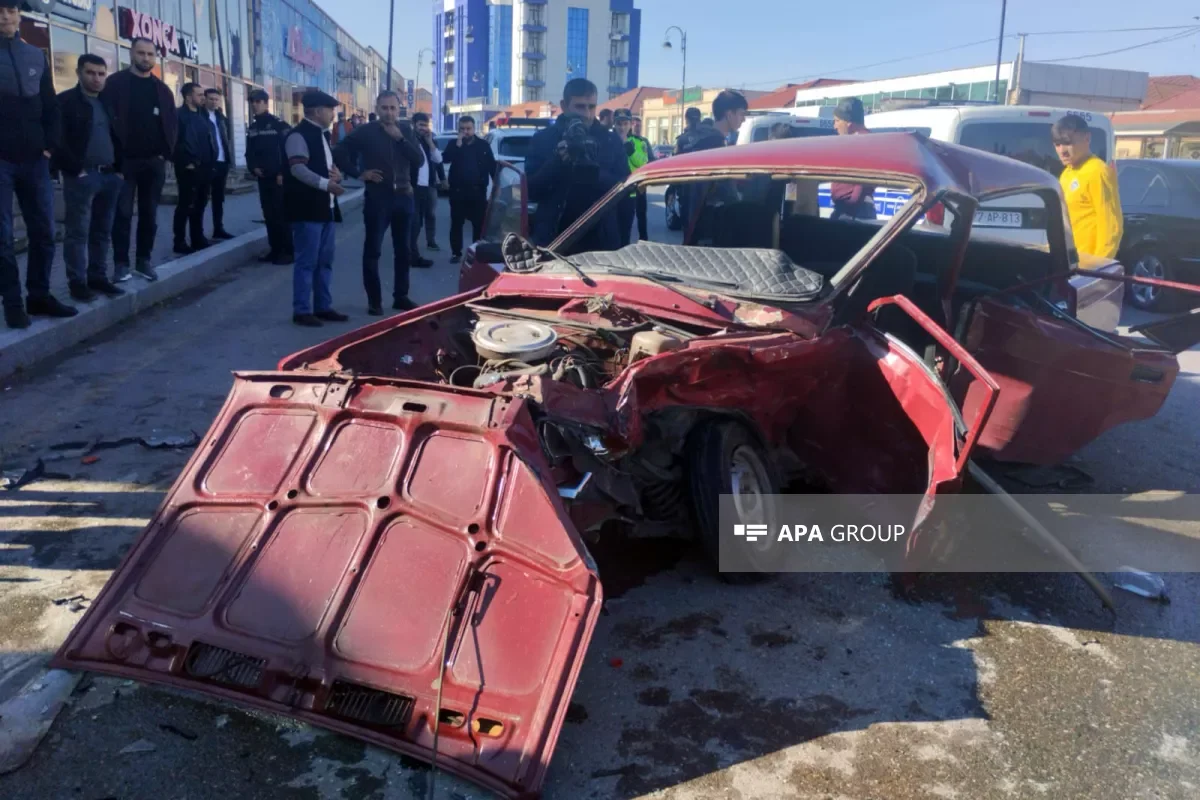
[{"x1": 53, "y1": 134, "x2": 1199, "y2": 799}]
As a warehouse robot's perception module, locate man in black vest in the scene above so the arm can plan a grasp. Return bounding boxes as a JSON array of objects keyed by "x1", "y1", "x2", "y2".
[
  {"x1": 284, "y1": 90, "x2": 348, "y2": 327},
  {"x1": 0, "y1": 0, "x2": 72, "y2": 328},
  {"x1": 172, "y1": 82, "x2": 215, "y2": 261},
  {"x1": 204, "y1": 88, "x2": 234, "y2": 240},
  {"x1": 332, "y1": 91, "x2": 425, "y2": 315},
  {"x1": 246, "y1": 88, "x2": 292, "y2": 264}
]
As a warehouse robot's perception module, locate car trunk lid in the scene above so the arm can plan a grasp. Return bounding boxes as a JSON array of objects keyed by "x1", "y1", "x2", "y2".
[{"x1": 51, "y1": 371, "x2": 602, "y2": 799}]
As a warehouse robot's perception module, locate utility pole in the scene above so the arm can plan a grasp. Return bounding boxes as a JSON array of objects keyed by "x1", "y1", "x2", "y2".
[
  {"x1": 992, "y1": 0, "x2": 1007, "y2": 103},
  {"x1": 386, "y1": 0, "x2": 395, "y2": 91},
  {"x1": 664, "y1": 27, "x2": 687, "y2": 140},
  {"x1": 1010, "y1": 33, "x2": 1027, "y2": 105}
]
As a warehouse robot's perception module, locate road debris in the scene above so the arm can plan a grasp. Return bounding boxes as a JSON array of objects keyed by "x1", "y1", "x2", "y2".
[
  {"x1": 141, "y1": 432, "x2": 201, "y2": 449},
  {"x1": 80, "y1": 455, "x2": 100, "y2": 465},
  {"x1": 1114, "y1": 567, "x2": 1169, "y2": 603},
  {"x1": 0, "y1": 669, "x2": 83, "y2": 774},
  {"x1": 51, "y1": 595, "x2": 92, "y2": 612},
  {"x1": 159, "y1": 724, "x2": 198, "y2": 741},
  {"x1": 118, "y1": 739, "x2": 157, "y2": 755}
]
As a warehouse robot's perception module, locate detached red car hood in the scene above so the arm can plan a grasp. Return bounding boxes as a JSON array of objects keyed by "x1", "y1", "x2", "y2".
[{"x1": 52, "y1": 371, "x2": 601, "y2": 799}]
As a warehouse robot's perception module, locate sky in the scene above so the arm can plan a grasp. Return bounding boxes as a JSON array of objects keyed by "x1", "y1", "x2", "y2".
[{"x1": 338, "y1": 0, "x2": 1200, "y2": 96}]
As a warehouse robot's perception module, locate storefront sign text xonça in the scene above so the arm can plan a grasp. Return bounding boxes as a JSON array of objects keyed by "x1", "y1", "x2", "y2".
[
  {"x1": 118, "y1": 7, "x2": 198, "y2": 60},
  {"x1": 286, "y1": 27, "x2": 323, "y2": 71}
]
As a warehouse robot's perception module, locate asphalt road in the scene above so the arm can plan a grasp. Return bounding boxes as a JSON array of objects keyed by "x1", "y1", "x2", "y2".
[{"x1": 1, "y1": 193, "x2": 1199, "y2": 800}]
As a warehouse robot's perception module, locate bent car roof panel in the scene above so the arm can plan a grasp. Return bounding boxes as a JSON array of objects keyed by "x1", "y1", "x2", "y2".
[{"x1": 634, "y1": 131, "x2": 1062, "y2": 200}]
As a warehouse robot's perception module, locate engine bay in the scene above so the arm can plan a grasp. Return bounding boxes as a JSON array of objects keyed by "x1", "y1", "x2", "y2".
[{"x1": 326, "y1": 296, "x2": 720, "y2": 392}]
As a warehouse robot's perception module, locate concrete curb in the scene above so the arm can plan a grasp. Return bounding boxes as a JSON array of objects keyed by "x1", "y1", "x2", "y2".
[{"x1": 0, "y1": 189, "x2": 365, "y2": 381}]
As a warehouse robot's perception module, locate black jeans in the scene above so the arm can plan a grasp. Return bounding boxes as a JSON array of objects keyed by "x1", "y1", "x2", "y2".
[
  {"x1": 113, "y1": 155, "x2": 167, "y2": 265},
  {"x1": 210, "y1": 161, "x2": 229, "y2": 232},
  {"x1": 257, "y1": 177, "x2": 290, "y2": 255},
  {"x1": 449, "y1": 186, "x2": 487, "y2": 256},
  {"x1": 409, "y1": 184, "x2": 436, "y2": 256},
  {"x1": 618, "y1": 194, "x2": 636, "y2": 248},
  {"x1": 0, "y1": 156, "x2": 55, "y2": 306},
  {"x1": 362, "y1": 190, "x2": 414, "y2": 307},
  {"x1": 636, "y1": 190, "x2": 649, "y2": 241},
  {"x1": 174, "y1": 166, "x2": 210, "y2": 246}
]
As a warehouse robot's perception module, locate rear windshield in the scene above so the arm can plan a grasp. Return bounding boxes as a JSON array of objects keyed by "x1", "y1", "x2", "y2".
[
  {"x1": 958, "y1": 122, "x2": 1109, "y2": 177},
  {"x1": 751, "y1": 125, "x2": 837, "y2": 143},
  {"x1": 498, "y1": 136, "x2": 533, "y2": 158}
]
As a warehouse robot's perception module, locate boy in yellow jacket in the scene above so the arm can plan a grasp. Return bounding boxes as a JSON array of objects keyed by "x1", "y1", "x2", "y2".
[{"x1": 1053, "y1": 115, "x2": 1123, "y2": 262}]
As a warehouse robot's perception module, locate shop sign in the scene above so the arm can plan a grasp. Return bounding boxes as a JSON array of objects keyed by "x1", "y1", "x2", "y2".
[
  {"x1": 43, "y1": 0, "x2": 96, "y2": 26},
  {"x1": 286, "y1": 27, "x2": 323, "y2": 71},
  {"x1": 118, "y1": 7, "x2": 198, "y2": 60}
]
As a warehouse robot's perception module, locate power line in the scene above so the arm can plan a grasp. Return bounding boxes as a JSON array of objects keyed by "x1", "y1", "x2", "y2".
[
  {"x1": 1039, "y1": 26, "x2": 1200, "y2": 63},
  {"x1": 739, "y1": 22, "x2": 1200, "y2": 90}
]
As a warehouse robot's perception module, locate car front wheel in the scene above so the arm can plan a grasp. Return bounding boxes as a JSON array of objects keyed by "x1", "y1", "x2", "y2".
[
  {"x1": 1128, "y1": 249, "x2": 1173, "y2": 312},
  {"x1": 686, "y1": 420, "x2": 780, "y2": 584}
]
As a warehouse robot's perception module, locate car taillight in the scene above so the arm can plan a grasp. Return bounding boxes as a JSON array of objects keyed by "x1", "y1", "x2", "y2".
[{"x1": 925, "y1": 202, "x2": 946, "y2": 226}]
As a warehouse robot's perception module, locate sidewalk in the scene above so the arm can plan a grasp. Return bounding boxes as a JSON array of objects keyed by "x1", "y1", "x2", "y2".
[{"x1": 0, "y1": 185, "x2": 366, "y2": 380}]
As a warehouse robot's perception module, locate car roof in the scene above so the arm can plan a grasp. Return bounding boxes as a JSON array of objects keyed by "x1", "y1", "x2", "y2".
[{"x1": 635, "y1": 131, "x2": 1061, "y2": 200}]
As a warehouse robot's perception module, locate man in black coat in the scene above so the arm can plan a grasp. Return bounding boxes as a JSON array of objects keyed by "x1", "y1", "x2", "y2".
[
  {"x1": 203, "y1": 88, "x2": 234, "y2": 240},
  {"x1": 441, "y1": 115, "x2": 496, "y2": 262},
  {"x1": 53, "y1": 54, "x2": 125, "y2": 304},
  {"x1": 246, "y1": 89, "x2": 293, "y2": 264},
  {"x1": 172, "y1": 82, "x2": 216, "y2": 258},
  {"x1": 0, "y1": 0, "x2": 71, "y2": 328}
]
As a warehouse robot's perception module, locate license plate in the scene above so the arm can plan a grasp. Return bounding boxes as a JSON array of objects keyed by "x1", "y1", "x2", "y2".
[{"x1": 974, "y1": 210, "x2": 1024, "y2": 228}]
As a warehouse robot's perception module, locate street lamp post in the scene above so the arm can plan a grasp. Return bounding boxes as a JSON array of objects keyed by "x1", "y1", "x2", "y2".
[
  {"x1": 415, "y1": 46, "x2": 434, "y2": 112},
  {"x1": 663, "y1": 26, "x2": 687, "y2": 142},
  {"x1": 992, "y1": 0, "x2": 1008, "y2": 103},
  {"x1": 385, "y1": 0, "x2": 396, "y2": 91}
]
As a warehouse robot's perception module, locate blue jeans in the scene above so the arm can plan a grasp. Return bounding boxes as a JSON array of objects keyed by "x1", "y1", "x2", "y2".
[
  {"x1": 63, "y1": 170, "x2": 122, "y2": 285},
  {"x1": 291, "y1": 221, "x2": 335, "y2": 316},
  {"x1": 0, "y1": 157, "x2": 55, "y2": 306},
  {"x1": 362, "y1": 189, "x2": 413, "y2": 308}
]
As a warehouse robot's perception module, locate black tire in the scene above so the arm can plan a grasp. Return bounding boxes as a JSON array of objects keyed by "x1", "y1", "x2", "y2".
[
  {"x1": 685, "y1": 420, "x2": 781, "y2": 584},
  {"x1": 1127, "y1": 248, "x2": 1176, "y2": 313}
]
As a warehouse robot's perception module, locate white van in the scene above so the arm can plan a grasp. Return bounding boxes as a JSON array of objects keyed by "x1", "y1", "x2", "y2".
[
  {"x1": 862, "y1": 104, "x2": 1115, "y2": 245},
  {"x1": 736, "y1": 108, "x2": 837, "y2": 146}
]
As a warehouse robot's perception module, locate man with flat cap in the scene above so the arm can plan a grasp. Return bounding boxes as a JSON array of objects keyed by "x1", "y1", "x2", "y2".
[
  {"x1": 284, "y1": 89, "x2": 349, "y2": 327},
  {"x1": 829, "y1": 97, "x2": 876, "y2": 221}
]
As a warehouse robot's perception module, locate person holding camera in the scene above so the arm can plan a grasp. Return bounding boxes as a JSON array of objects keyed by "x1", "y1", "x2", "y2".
[
  {"x1": 525, "y1": 79, "x2": 630, "y2": 251},
  {"x1": 333, "y1": 91, "x2": 425, "y2": 315}
]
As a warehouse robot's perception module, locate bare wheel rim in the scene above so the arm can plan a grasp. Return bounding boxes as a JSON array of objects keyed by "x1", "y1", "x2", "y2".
[
  {"x1": 1132, "y1": 255, "x2": 1164, "y2": 306},
  {"x1": 730, "y1": 445, "x2": 773, "y2": 553}
]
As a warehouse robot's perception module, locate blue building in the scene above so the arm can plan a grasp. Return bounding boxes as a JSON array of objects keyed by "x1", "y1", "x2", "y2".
[{"x1": 433, "y1": 0, "x2": 641, "y2": 131}]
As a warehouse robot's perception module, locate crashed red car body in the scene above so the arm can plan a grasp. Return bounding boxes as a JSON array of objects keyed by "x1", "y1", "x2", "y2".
[{"x1": 52, "y1": 134, "x2": 1199, "y2": 799}]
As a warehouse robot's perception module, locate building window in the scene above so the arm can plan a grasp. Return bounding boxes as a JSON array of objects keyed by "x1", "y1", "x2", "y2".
[
  {"x1": 50, "y1": 27, "x2": 87, "y2": 94},
  {"x1": 88, "y1": 37, "x2": 119, "y2": 76},
  {"x1": 566, "y1": 7, "x2": 588, "y2": 81},
  {"x1": 490, "y1": 2, "x2": 512, "y2": 106}
]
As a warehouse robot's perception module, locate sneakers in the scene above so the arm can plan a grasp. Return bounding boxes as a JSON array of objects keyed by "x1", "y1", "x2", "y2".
[
  {"x1": 173, "y1": 242, "x2": 193, "y2": 255},
  {"x1": 367, "y1": 305, "x2": 383, "y2": 316},
  {"x1": 68, "y1": 281, "x2": 97, "y2": 303},
  {"x1": 113, "y1": 263, "x2": 132, "y2": 282},
  {"x1": 88, "y1": 277, "x2": 126, "y2": 297},
  {"x1": 450, "y1": 253, "x2": 462, "y2": 263},
  {"x1": 27, "y1": 295, "x2": 79, "y2": 318},
  {"x1": 135, "y1": 260, "x2": 159, "y2": 282},
  {"x1": 392, "y1": 297, "x2": 418, "y2": 312},
  {"x1": 4, "y1": 304, "x2": 30, "y2": 329},
  {"x1": 426, "y1": 242, "x2": 440, "y2": 251},
  {"x1": 293, "y1": 313, "x2": 322, "y2": 327},
  {"x1": 212, "y1": 230, "x2": 235, "y2": 240},
  {"x1": 315, "y1": 309, "x2": 349, "y2": 322},
  {"x1": 411, "y1": 257, "x2": 434, "y2": 268}
]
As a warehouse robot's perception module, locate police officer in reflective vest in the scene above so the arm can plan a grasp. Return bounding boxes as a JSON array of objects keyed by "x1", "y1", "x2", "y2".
[
  {"x1": 613, "y1": 109, "x2": 648, "y2": 247},
  {"x1": 246, "y1": 89, "x2": 293, "y2": 265}
]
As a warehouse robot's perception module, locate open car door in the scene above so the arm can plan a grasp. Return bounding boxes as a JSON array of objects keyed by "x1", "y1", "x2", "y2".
[
  {"x1": 52, "y1": 372, "x2": 601, "y2": 799},
  {"x1": 949, "y1": 271, "x2": 1200, "y2": 465},
  {"x1": 459, "y1": 163, "x2": 528, "y2": 293}
]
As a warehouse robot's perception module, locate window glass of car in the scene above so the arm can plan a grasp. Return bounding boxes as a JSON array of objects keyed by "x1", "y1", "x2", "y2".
[
  {"x1": 869, "y1": 126, "x2": 933, "y2": 137},
  {"x1": 498, "y1": 136, "x2": 533, "y2": 158},
  {"x1": 1118, "y1": 165, "x2": 1170, "y2": 208},
  {"x1": 958, "y1": 122, "x2": 1109, "y2": 177}
]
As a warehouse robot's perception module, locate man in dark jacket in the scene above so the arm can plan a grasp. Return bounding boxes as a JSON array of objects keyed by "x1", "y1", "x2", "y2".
[
  {"x1": 246, "y1": 88, "x2": 292, "y2": 264},
  {"x1": 173, "y1": 82, "x2": 216, "y2": 257},
  {"x1": 333, "y1": 91, "x2": 425, "y2": 314},
  {"x1": 100, "y1": 36, "x2": 177, "y2": 283},
  {"x1": 204, "y1": 88, "x2": 234, "y2": 240},
  {"x1": 829, "y1": 98, "x2": 875, "y2": 221},
  {"x1": 525, "y1": 79, "x2": 629, "y2": 251},
  {"x1": 284, "y1": 90, "x2": 348, "y2": 327},
  {"x1": 0, "y1": 0, "x2": 72, "y2": 328},
  {"x1": 407, "y1": 112, "x2": 442, "y2": 267},
  {"x1": 54, "y1": 54, "x2": 125, "y2": 304},
  {"x1": 441, "y1": 115, "x2": 495, "y2": 262}
]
